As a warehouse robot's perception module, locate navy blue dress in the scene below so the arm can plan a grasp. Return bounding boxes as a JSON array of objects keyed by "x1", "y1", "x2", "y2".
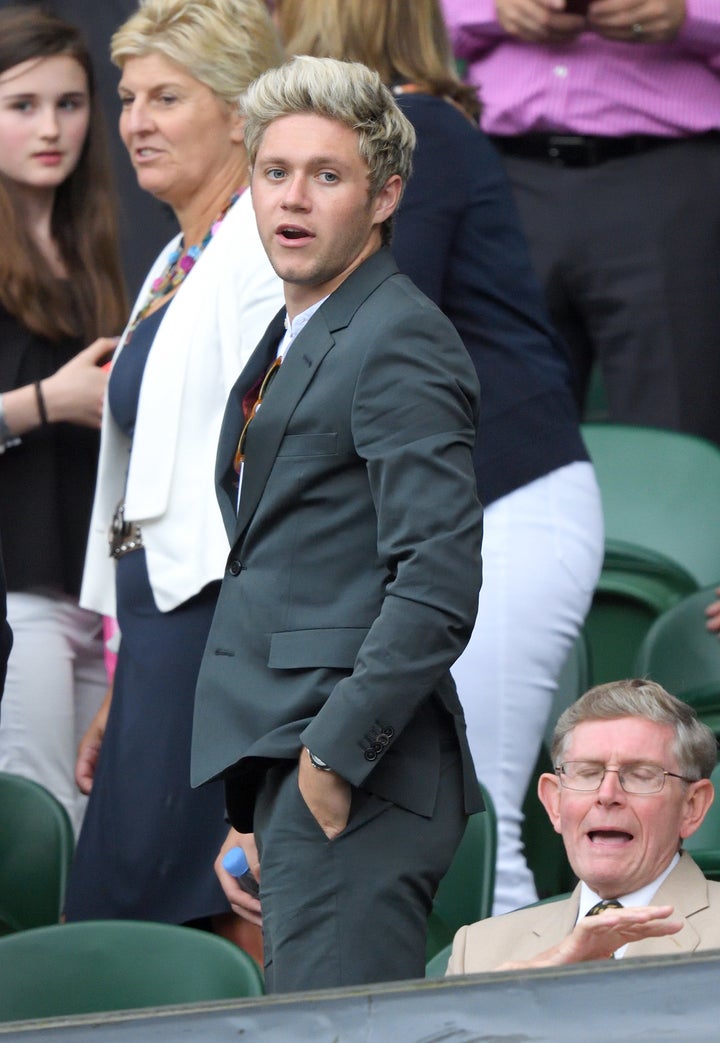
[{"x1": 64, "y1": 302, "x2": 230, "y2": 924}]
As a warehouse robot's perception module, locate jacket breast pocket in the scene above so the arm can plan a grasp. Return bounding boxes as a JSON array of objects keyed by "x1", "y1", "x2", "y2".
[
  {"x1": 268, "y1": 627, "x2": 368, "y2": 669},
  {"x1": 276, "y1": 433, "x2": 338, "y2": 458}
]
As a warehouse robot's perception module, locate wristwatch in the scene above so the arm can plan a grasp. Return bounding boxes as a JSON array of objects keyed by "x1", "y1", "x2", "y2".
[{"x1": 307, "y1": 748, "x2": 332, "y2": 772}]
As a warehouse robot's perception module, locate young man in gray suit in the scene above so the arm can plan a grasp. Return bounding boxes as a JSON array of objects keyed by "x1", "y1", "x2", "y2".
[
  {"x1": 191, "y1": 56, "x2": 484, "y2": 992},
  {"x1": 449, "y1": 680, "x2": 720, "y2": 973}
]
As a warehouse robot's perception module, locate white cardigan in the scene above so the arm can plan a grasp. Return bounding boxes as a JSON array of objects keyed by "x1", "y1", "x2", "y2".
[{"x1": 81, "y1": 191, "x2": 284, "y2": 615}]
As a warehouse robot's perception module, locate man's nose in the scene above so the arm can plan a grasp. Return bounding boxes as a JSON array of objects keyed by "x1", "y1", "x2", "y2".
[
  {"x1": 281, "y1": 174, "x2": 309, "y2": 209},
  {"x1": 596, "y1": 767, "x2": 625, "y2": 801}
]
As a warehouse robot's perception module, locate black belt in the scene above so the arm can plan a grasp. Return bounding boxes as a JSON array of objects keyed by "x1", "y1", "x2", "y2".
[{"x1": 490, "y1": 133, "x2": 697, "y2": 168}]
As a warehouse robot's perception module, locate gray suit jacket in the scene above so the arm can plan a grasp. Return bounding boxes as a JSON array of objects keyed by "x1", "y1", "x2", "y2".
[
  {"x1": 447, "y1": 851, "x2": 720, "y2": 974},
  {"x1": 191, "y1": 249, "x2": 484, "y2": 830}
]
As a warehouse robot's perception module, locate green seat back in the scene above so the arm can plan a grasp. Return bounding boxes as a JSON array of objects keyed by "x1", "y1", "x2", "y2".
[
  {"x1": 543, "y1": 631, "x2": 591, "y2": 747},
  {"x1": 425, "y1": 941, "x2": 453, "y2": 979},
  {"x1": 0, "y1": 919, "x2": 264, "y2": 1021},
  {"x1": 581, "y1": 423, "x2": 720, "y2": 684},
  {"x1": 0, "y1": 772, "x2": 74, "y2": 935},
  {"x1": 426, "y1": 783, "x2": 496, "y2": 961},
  {"x1": 582, "y1": 423, "x2": 720, "y2": 588},
  {"x1": 635, "y1": 586, "x2": 720, "y2": 719},
  {"x1": 584, "y1": 576, "x2": 685, "y2": 686}
]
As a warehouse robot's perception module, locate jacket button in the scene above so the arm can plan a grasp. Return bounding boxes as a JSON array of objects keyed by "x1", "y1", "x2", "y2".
[
  {"x1": 228, "y1": 559, "x2": 243, "y2": 576},
  {"x1": 364, "y1": 748, "x2": 377, "y2": 762}
]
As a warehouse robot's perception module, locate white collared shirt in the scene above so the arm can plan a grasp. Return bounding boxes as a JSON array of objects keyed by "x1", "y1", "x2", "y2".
[
  {"x1": 236, "y1": 296, "x2": 328, "y2": 510},
  {"x1": 277, "y1": 297, "x2": 327, "y2": 360}
]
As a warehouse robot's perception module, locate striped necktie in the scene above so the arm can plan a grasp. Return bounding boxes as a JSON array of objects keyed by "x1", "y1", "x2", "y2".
[{"x1": 586, "y1": 899, "x2": 623, "y2": 917}]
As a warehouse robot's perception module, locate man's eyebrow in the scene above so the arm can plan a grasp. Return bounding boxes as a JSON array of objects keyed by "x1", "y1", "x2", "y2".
[{"x1": 258, "y1": 154, "x2": 348, "y2": 168}]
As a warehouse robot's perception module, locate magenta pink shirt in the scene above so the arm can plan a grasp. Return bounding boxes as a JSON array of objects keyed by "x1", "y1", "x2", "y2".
[{"x1": 442, "y1": 0, "x2": 720, "y2": 136}]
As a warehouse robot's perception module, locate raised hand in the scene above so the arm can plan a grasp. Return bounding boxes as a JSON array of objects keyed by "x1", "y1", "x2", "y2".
[
  {"x1": 587, "y1": 0, "x2": 686, "y2": 43},
  {"x1": 496, "y1": 0, "x2": 588, "y2": 42}
]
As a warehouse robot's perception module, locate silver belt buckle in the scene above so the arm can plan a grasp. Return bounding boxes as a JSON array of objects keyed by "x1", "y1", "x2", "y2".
[{"x1": 108, "y1": 502, "x2": 143, "y2": 559}]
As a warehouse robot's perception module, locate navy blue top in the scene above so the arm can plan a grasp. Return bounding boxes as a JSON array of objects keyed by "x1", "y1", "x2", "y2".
[
  {"x1": 0, "y1": 303, "x2": 98, "y2": 597},
  {"x1": 392, "y1": 92, "x2": 587, "y2": 506},
  {"x1": 108, "y1": 300, "x2": 170, "y2": 439}
]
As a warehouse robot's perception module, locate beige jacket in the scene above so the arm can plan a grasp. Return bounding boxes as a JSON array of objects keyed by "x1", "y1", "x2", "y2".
[{"x1": 448, "y1": 852, "x2": 720, "y2": 974}]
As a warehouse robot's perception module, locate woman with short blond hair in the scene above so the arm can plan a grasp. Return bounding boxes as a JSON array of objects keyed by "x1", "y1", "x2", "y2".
[{"x1": 64, "y1": 0, "x2": 283, "y2": 937}]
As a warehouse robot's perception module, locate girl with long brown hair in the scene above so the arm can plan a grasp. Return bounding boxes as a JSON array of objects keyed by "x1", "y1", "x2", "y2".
[{"x1": 0, "y1": 6, "x2": 126, "y2": 835}]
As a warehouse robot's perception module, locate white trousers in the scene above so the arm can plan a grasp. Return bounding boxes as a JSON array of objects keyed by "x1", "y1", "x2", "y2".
[
  {"x1": 452, "y1": 461, "x2": 603, "y2": 914},
  {"x1": 0, "y1": 592, "x2": 107, "y2": 836}
]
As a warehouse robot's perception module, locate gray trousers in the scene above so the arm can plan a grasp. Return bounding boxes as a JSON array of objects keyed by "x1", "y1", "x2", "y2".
[{"x1": 248, "y1": 748, "x2": 467, "y2": 993}]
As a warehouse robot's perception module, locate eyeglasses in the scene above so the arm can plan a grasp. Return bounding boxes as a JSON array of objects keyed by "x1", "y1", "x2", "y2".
[
  {"x1": 233, "y1": 356, "x2": 282, "y2": 473},
  {"x1": 554, "y1": 761, "x2": 697, "y2": 795}
]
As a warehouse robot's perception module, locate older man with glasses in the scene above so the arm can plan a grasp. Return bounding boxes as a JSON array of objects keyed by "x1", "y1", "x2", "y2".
[{"x1": 447, "y1": 679, "x2": 720, "y2": 972}]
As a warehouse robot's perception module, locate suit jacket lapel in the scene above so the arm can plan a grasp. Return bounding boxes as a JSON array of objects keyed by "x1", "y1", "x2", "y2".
[
  {"x1": 629, "y1": 853, "x2": 707, "y2": 957},
  {"x1": 216, "y1": 308, "x2": 286, "y2": 537},
  {"x1": 531, "y1": 887, "x2": 581, "y2": 951},
  {"x1": 233, "y1": 321, "x2": 336, "y2": 542},
  {"x1": 224, "y1": 248, "x2": 400, "y2": 547}
]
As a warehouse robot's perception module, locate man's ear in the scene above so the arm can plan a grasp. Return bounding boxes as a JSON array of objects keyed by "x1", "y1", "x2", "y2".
[
  {"x1": 538, "y1": 772, "x2": 563, "y2": 836},
  {"x1": 680, "y1": 778, "x2": 715, "y2": 840},
  {"x1": 371, "y1": 173, "x2": 403, "y2": 227}
]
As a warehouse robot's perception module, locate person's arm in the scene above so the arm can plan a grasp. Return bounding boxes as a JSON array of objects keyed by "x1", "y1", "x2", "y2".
[
  {"x1": 1, "y1": 337, "x2": 117, "y2": 440},
  {"x1": 75, "y1": 686, "x2": 113, "y2": 795},
  {"x1": 498, "y1": 904, "x2": 682, "y2": 968},
  {"x1": 297, "y1": 747, "x2": 352, "y2": 841},
  {"x1": 441, "y1": 0, "x2": 508, "y2": 53},
  {"x1": 442, "y1": 0, "x2": 586, "y2": 47},
  {"x1": 300, "y1": 297, "x2": 483, "y2": 793}
]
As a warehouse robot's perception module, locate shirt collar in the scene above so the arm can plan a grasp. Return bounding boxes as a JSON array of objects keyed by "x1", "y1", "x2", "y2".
[
  {"x1": 578, "y1": 851, "x2": 680, "y2": 917},
  {"x1": 277, "y1": 297, "x2": 328, "y2": 360}
]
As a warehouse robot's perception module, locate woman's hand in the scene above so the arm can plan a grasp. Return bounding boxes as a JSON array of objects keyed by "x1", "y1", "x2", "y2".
[
  {"x1": 42, "y1": 336, "x2": 119, "y2": 428},
  {"x1": 214, "y1": 827, "x2": 263, "y2": 927},
  {"x1": 75, "y1": 687, "x2": 112, "y2": 794},
  {"x1": 2, "y1": 336, "x2": 118, "y2": 438}
]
